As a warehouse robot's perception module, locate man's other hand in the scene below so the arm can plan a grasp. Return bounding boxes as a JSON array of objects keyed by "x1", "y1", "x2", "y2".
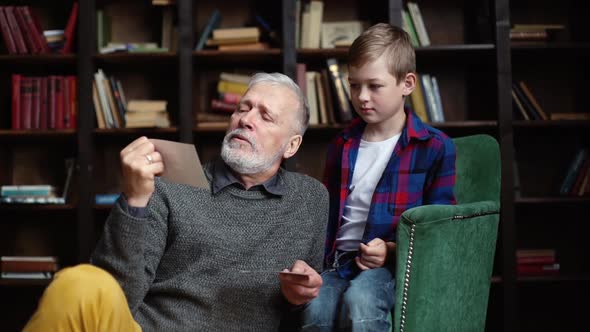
[{"x1": 279, "y1": 260, "x2": 322, "y2": 306}]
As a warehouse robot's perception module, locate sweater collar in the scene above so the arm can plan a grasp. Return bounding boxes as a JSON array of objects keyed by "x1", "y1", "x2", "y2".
[{"x1": 210, "y1": 158, "x2": 287, "y2": 196}]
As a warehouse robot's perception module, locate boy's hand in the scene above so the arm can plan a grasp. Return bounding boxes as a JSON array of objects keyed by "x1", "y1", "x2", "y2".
[
  {"x1": 279, "y1": 260, "x2": 322, "y2": 306},
  {"x1": 120, "y1": 136, "x2": 164, "y2": 207},
  {"x1": 356, "y1": 238, "x2": 388, "y2": 270}
]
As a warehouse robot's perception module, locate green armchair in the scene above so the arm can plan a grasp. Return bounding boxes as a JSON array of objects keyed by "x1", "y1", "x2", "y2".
[{"x1": 392, "y1": 134, "x2": 501, "y2": 332}]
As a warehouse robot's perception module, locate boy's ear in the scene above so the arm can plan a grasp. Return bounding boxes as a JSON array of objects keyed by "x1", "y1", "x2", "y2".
[{"x1": 402, "y1": 73, "x2": 417, "y2": 96}]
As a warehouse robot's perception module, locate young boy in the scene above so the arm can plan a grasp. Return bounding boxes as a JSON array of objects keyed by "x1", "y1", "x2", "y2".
[{"x1": 301, "y1": 23, "x2": 456, "y2": 331}]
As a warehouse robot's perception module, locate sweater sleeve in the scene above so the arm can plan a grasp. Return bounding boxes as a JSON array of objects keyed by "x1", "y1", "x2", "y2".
[
  {"x1": 90, "y1": 178, "x2": 169, "y2": 313},
  {"x1": 307, "y1": 180, "x2": 330, "y2": 273}
]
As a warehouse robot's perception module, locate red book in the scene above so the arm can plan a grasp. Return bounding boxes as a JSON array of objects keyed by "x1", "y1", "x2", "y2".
[
  {"x1": 4, "y1": 6, "x2": 27, "y2": 53},
  {"x1": 20, "y1": 76, "x2": 33, "y2": 129},
  {"x1": 69, "y1": 76, "x2": 77, "y2": 128},
  {"x1": 20, "y1": 6, "x2": 50, "y2": 54},
  {"x1": 0, "y1": 7, "x2": 17, "y2": 54},
  {"x1": 13, "y1": 6, "x2": 38, "y2": 54},
  {"x1": 31, "y1": 77, "x2": 41, "y2": 129},
  {"x1": 517, "y1": 255, "x2": 555, "y2": 265},
  {"x1": 1, "y1": 256, "x2": 58, "y2": 273},
  {"x1": 40, "y1": 76, "x2": 48, "y2": 129},
  {"x1": 49, "y1": 76, "x2": 57, "y2": 129},
  {"x1": 517, "y1": 263, "x2": 560, "y2": 276},
  {"x1": 61, "y1": 2, "x2": 78, "y2": 54},
  {"x1": 11, "y1": 74, "x2": 21, "y2": 129},
  {"x1": 63, "y1": 76, "x2": 71, "y2": 128},
  {"x1": 211, "y1": 99, "x2": 237, "y2": 113},
  {"x1": 219, "y1": 92, "x2": 242, "y2": 104},
  {"x1": 56, "y1": 76, "x2": 65, "y2": 129}
]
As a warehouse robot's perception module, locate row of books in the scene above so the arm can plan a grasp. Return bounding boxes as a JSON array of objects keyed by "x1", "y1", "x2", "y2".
[
  {"x1": 0, "y1": 159, "x2": 74, "y2": 205},
  {"x1": 0, "y1": 256, "x2": 57, "y2": 280},
  {"x1": 407, "y1": 73, "x2": 445, "y2": 123},
  {"x1": 511, "y1": 80, "x2": 548, "y2": 121},
  {"x1": 559, "y1": 148, "x2": 590, "y2": 197},
  {"x1": 11, "y1": 74, "x2": 77, "y2": 130},
  {"x1": 517, "y1": 249, "x2": 559, "y2": 276},
  {"x1": 93, "y1": 69, "x2": 170, "y2": 129},
  {"x1": 401, "y1": 2, "x2": 430, "y2": 47},
  {"x1": 0, "y1": 4, "x2": 77, "y2": 54}
]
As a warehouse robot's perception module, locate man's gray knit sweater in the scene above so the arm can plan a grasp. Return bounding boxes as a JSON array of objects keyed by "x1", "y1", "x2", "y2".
[{"x1": 91, "y1": 162, "x2": 328, "y2": 331}]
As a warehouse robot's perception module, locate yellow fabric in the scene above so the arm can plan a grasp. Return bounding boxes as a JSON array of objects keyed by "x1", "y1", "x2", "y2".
[{"x1": 23, "y1": 264, "x2": 141, "y2": 332}]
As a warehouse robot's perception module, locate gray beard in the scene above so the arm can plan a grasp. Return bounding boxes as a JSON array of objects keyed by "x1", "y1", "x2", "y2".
[{"x1": 221, "y1": 130, "x2": 286, "y2": 175}]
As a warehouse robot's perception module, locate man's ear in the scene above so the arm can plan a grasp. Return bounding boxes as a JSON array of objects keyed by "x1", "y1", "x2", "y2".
[
  {"x1": 283, "y1": 135, "x2": 303, "y2": 159},
  {"x1": 402, "y1": 72, "x2": 416, "y2": 96}
]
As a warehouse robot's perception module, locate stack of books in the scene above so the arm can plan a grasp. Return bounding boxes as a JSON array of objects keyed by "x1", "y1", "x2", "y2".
[
  {"x1": 1, "y1": 256, "x2": 57, "y2": 280},
  {"x1": 125, "y1": 100, "x2": 170, "y2": 128},
  {"x1": 517, "y1": 249, "x2": 560, "y2": 276},
  {"x1": 206, "y1": 27, "x2": 268, "y2": 51},
  {"x1": 211, "y1": 72, "x2": 250, "y2": 114}
]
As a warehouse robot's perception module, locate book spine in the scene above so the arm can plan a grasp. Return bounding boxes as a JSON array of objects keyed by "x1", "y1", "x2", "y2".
[
  {"x1": 0, "y1": 7, "x2": 17, "y2": 54},
  {"x1": 20, "y1": 76, "x2": 32, "y2": 129},
  {"x1": 61, "y1": 2, "x2": 78, "y2": 54},
  {"x1": 11, "y1": 74, "x2": 21, "y2": 129},
  {"x1": 4, "y1": 6, "x2": 28, "y2": 53},
  {"x1": 13, "y1": 6, "x2": 38, "y2": 54},
  {"x1": 40, "y1": 76, "x2": 48, "y2": 129},
  {"x1": 21, "y1": 6, "x2": 50, "y2": 54},
  {"x1": 31, "y1": 77, "x2": 41, "y2": 129}
]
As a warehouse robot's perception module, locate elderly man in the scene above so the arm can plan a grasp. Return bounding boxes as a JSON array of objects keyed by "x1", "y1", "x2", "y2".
[{"x1": 24, "y1": 73, "x2": 328, "y2": 331}]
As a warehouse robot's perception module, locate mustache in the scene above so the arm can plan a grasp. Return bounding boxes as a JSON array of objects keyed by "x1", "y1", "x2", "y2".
[{"x1": 224, "y1": 129, "x2": 257, "y2": 148}]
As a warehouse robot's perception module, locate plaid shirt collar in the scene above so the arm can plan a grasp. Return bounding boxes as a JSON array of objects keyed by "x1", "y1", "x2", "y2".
[{"x1": 340, "y1": 109, "x2": 431, "y2": 147}]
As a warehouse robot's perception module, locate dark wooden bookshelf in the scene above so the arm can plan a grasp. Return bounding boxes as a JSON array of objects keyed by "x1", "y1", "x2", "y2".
[{"x1": 5, "y1": 0, "x2": 589, "y2": 330}]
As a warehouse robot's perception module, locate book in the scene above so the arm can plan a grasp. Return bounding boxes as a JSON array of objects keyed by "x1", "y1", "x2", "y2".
[
  {"x1": 61, "y1": 2, "x2": 78, "y2": 54},
  {"x1": 518, "y1": 81, "x2": 548, "y2": 120},
  {"x1": 321, "y1": 21, "x2": 364, "y2": 49},
  {"x1": 1, "y1": 256, "x2": 58, "y2": 273},
  {"x1": 407, "y1": 2, "x2": 430, "y2": 46},
  {"x1": 326, "y1": 58, "x2": 353, "y2": 122},
  {"x1": 127, "y1": 100, "x2": 167, "y2": 113},
  {"x1": 0, "y1": 7, "x2": 17, "y2": 54},
  {"x1": 212, "y1": 27, "x2": 260, "y2": 40},
  {"x1": 194, "y1": 9, "x2": 221, "y2": 51}
]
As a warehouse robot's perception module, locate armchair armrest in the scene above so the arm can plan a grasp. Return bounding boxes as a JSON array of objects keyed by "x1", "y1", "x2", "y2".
[{"x1": 393, "y1": 201, "x2": 500, "y2": 332}]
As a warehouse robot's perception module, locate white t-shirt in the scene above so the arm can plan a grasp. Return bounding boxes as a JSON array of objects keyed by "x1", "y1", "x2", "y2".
[{"x1": 335, "y1": 134, "x2": 400, "y2": 251}]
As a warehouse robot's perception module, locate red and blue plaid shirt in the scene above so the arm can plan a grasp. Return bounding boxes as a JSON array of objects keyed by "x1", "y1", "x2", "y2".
[{"x1": 322, "y1": 110, "x2": 456, "y2": 273}]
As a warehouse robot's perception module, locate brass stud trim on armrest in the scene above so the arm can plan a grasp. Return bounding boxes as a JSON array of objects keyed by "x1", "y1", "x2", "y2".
[{"x1": 400, "y1": 223, "x2": 416, "y2": 332}]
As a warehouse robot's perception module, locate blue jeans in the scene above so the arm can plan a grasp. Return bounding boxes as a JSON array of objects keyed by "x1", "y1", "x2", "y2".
[{"x1": 301, "y1": 267, "x2": 395, "y2": 331}]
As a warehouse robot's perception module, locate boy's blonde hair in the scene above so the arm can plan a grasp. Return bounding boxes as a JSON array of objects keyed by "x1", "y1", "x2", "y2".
[{"x1": 348, "y1": 23, "x2": 416, "y2": 83}]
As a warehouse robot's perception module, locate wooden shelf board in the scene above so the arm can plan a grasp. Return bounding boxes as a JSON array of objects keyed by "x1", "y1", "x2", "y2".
[
  {"x1": 514, "y1": 120, "x2": 590, "y2": 128},
  {"x1": 515, "y1": 196, "x2": 590, "y2": 205},
  {"x1": 95, "y1": 52, "x2": 177, "y2": 64},
  {"x1": 93, "y1": 127, "x2": 179, "y2": 136},
  {"x1": 0, "y1": 278, "x2": 51, "y2": 286},
  {"x1": 517, "y1": 274, "x2": 590, "y2": 283},
  {"x1": 193, "y1": 49, "x2": 282, "y2": 64},
  {"x1": 0, "y1": 204, "x2": 76, "y2": 212},
  {"x1": 511, "y1": 42, "x2": 590, "y2": 51},
  {"x1": 0, "y1": 54, "x2": 76, "y2": 65},
  {"x1": 0, "y1": 129, "x2": 77, "y2": 138}
]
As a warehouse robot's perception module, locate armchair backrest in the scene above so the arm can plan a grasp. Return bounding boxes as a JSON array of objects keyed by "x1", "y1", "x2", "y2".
[
  {"x1": 393, "y1": 134, "x2": 501, "y2": 332},
  {"x1": 454, "y1": 134, "x2": 501, "y2": 204}
]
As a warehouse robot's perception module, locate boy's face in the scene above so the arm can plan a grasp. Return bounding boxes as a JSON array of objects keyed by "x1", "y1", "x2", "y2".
[{"x1": 348, "y1": 54, "x2": 413, "y2": 126}]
